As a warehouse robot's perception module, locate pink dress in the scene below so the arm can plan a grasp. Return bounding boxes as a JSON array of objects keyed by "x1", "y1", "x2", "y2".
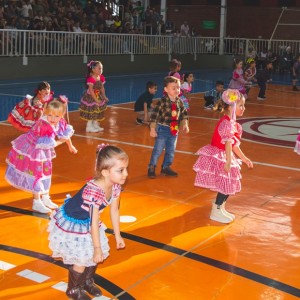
[
  {"x1": 5, "y1": 116, "x2": 74, "y2": 194},
  {"x1": 294, "y1": 132, "x2": 300, "y2": 155},
  {"x1": 193, "y1": 115, "x2": 242, "y2": 195},
  {"x1": 180, "y1": 81, "x2": 192, "y2": 110},
  {"x1": 228, "y1": 68, "x2": 246, "y2": 95}
]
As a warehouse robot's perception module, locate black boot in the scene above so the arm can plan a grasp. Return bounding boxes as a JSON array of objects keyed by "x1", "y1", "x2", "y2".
[
  {"x1": 66, "y1": 267, "x2": 92, "y2": 300},
  {"x1": 161, "y1": 166, "x2": 178, "y2": 177},
  {"x1": 83, "y1": 266, "x2": 102, "y2": 297},
  {"x1": 148, "y1": 165, "x2": 156, "y2": 178}
]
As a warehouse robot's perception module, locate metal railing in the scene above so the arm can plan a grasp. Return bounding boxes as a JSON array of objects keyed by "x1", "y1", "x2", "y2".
[{"x1": 1, "y1": 29, "x2": 300, "y2": 63}]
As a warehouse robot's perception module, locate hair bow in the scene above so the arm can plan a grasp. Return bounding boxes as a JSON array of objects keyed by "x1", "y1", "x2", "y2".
[
  {"x1": 87, "y1": 60, "x2": 95, "y2": 68},
  {"x1": 58, "y1": 95, "x2": 69, "y2": 103}
]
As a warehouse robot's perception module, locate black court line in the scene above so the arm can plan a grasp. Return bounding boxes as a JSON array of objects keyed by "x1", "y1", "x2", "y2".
[
  {"x1": 1, "y1": 205, "x2": 300, "y2": 298},
  {"x1": 0, "y1": 244, "x2": 135, "y2": 300}
]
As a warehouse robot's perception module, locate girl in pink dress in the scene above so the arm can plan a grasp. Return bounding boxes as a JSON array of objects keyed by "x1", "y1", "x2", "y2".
[
  {"x1": 180, "y1": 72, "x2": 194, "y2": 110},
  {"x1": 5, "y1": 97, "x2": 78, "y2": 214},
  {"x1": 79, "y1": 61, "x2": 108, "y2": 133},
  {"x1": 8, "y1": 81, "x2": 53, "y2": 132},
  {"x1": 294, "y1": 133, "x2": 300, "y2": 154},
  {"x1": 193, "y1": 89, "x2": 253, "y2": 223},
  {"x1": 228, "y1": 59, "x2": 247, "y2": 98}
]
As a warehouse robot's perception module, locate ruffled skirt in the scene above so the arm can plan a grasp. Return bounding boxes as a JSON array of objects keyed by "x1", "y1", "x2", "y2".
[
  {"x1": 79, "y1": 93, "x2": 106, "y2": 121},
  {"x1": 48, "y1": 206, "x2": 110, "y2": 266},
  {"x1": 8, "y1": 98, "x2": 43, "y2": 132},
  {"x1": 193, "y1": 144, "x2": 242, "y2": 195},
  {"x1": 294, "y1": 133, "x2": 300, "y2": 155}
]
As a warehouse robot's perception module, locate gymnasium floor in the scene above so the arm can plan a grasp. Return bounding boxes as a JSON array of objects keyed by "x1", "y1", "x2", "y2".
[{"x1": 0, "y1": 72, "x2": 300, "y2": 299}]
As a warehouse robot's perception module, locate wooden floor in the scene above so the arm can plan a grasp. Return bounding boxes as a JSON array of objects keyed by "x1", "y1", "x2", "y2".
[{"x1": 1, "y1": 86, "x2": 300, "y2": 300}]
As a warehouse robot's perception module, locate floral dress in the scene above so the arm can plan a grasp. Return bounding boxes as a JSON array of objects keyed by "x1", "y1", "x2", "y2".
[
  {"x1": 7, "y1": 95, "x2": 44, "y2": 132},
  {"x1": 48, "y1": 181, "x2": 121, "y2": 266},
  {"x1": 193, "y1": 115, "x2": 242, "y2": 195},
  {"x1": 79, "y1": 76, "x2": 107, "y2": 121},
  {"x1": 5, "y1": 116, "x2": 74, "y2": 194}
]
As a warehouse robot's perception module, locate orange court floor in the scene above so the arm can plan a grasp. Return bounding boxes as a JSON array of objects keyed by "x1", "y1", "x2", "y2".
[{"x1": 0, "y1": 85, "x2": 300, "y2": 300}]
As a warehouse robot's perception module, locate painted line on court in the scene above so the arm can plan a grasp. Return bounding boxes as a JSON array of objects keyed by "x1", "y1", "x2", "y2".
[
  {"x1": 0, "y1": 206, "x2": 299, "y2": 298},
  {"x1": 0, "y1": 243, "x2": 136, "y2": 300}
]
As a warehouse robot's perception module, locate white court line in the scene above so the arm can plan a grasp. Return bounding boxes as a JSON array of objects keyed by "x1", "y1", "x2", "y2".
[
  {"x1": 17, "y1": 269, "x2": 50, "y2": 283},
  {"x1": 1, "y1": 113, "x2": 299, "y2": 172},
  {"x1": 0, "y1": 260, "x2": 16, "y2": 270},
  {"x1": 52, "y1": 281, "x2": 68, "y2": 292}
]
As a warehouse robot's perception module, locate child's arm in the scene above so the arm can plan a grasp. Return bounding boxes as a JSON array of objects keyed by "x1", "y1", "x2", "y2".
[
  {"x1": 90, "y1": 205, "x2": 104, "y2": 263},
  {"x1": 57, "y1": 138, "x2": 78, "y2": 153},
  {"x1": 110, "y1": 197, "x2": 125, "y2": 249},
  {"x1": 224, "y1": 140, "x2": 232, "y2": 172},
  {"x1": 143, "y1": 102, "x2": 149, "y2": 122},
  {"x1": 88, "y1": 85, "x2": 101, "y2": 104},
  {"x1": 100, "y1": 85, "x2": 109, "y2": 103},
  {"x1": 233, "y1": 145, "x2": 253, "y2": 168}
]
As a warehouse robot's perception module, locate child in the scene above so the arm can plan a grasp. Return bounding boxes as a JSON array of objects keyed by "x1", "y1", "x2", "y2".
[
  {"x1": 148, "y1": 76, "x2": 189, "y2": 178},
  {"x1": 168, "y1": 58, "x2": 182, "y2": 80},
  {"x1": 204, "y1": 80, "x2": 224, "y2": 110},
  {"x1": 48, "y1": 144, "x2": 128, "y2": 299},
  {"x1": 5, "y1": 97, "x2": 78, "y2": 214},
  {"x1": 193, "y1": 89, "x2": 253, "y2": 223},
  {"x1": 228, "y1": 58, "x2": 247, "y2": 98},
  {"x1": 257, "y1": 61, "x2": 273, "y2": 100},
  {"x1": 8, "y1": 81, "x2": 52, "y2": 132},
  {"x1": 134, "y1": 81, "x2": 157, "y2": 125},
  {"x1": 244, "y1": 58, "x2": 257, "y2": 96},
  {"x1": 79, "y1": 60, "x2": 108, "y2": 133},
  {"x1": 292, "y1": 54, "x2": 300, "y2": 91},
  {"x1": 295, "y1": 132, "x2": 300, "y2": 155},
  {"x1": 180, "y1": 72, "x2": 194, "y2": 110}
]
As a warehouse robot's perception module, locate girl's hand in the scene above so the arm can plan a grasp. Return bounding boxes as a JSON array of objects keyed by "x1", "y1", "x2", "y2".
[
  {"x1": 115, "y1": 236, "x2": 125, "y2": 249},
  {"x1": 69, "y1": 145, "x2": 78, "y2": 154},
  {"x1": 183, "y1": 125, "x2": 189, "y2": 134},
  {"x1": 244, "y1": 158, "x2": 253, "y2": 168},
  {"x1": 93, "y1": 247, "x2": 104, "y2": 263},
  {"x1": 150, "y1": 128, "x2": 157, "y2": 138},
  {"x1": 224, "y1": 161, "x2": 231, "y2": 172}
]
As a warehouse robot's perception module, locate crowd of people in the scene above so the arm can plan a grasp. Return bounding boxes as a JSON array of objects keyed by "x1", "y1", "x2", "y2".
[{"x1": 0, "y1": 0, "x2": 169, "y2": 35}]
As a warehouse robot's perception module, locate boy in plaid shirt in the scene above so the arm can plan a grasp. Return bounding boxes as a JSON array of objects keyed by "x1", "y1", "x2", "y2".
[{"x1": 147, "y1": 76, "x2": 189, "y2": 178}]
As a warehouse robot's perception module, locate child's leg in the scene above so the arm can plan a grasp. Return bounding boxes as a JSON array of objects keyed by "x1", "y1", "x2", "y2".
[
  {"x1": 221, "y1": 195, "x2": 235, "y2": 220},
  {"x1": 41, "y1": 193, "x2": 58, "y2": 209},
  {"x1": 210, "y1": 192, "x2": 232, "y2": 223},
  {"x1": 66, "y1": 265, "x2": 91, "y2": 300},
  {"x1": 161, "y1": 133, "x2": 178, "y2": 176},
  {"x1": 32, "y1": 192, "x2": 51, "y2": 214},
  {"x1": 83, "y1": 265, "x2": 102, "y2": 296}
]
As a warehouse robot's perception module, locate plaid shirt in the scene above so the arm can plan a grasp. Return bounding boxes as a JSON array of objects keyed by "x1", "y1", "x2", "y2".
[{"x1": 149, "y1": 96, "x2": 188, "y2": 129}]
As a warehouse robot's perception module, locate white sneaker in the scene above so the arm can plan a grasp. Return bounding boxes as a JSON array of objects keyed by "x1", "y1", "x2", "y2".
[
  {"x1": 257, "y1": 97, "x2": 266, "y2": 101},
  {"x1": 86, "y1": 121, "x2": 100, "y2": 133},
  {"x1": 92, "y1": 120, "x2": 104, "y2": 131},
  {"x1": 210, "y1": 204, "x2": 232, "y2": 223},
  {"x1": 221, "y1": 203, "x2": 235, "y2": 220},
  {"x1": 42, "y1": 195, "x2": 58, "y2": 209},
  {"x1": 32, "y1": 199, "x2": 51, "y2": 214}
]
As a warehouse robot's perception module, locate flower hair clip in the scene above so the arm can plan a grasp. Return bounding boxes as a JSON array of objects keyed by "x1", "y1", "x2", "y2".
[{"x1": 222, "y1": 89, "x2": 240, "y2": 106}]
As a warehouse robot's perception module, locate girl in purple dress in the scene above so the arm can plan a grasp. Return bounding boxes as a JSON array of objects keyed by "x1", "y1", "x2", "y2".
[
  {"x1": 5, "y1": 97, "x2": 78, "y2": 214},
  {"x1": 228, "y1": 58, "x2": 247, "y2": 98}
]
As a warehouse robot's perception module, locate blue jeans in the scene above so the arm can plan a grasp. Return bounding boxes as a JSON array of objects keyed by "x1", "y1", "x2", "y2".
[{"x1": 149, "y1": 124, "x2": 178, "y2": 169}]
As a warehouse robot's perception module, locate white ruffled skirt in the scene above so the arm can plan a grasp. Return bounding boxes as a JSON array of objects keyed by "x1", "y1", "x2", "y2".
[{"x1": 48, "y1": 207, "x2": 110, "y2": 266}]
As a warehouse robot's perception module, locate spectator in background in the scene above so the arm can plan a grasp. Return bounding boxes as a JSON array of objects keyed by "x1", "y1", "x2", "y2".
[{"x1": 180, "y1": 21, "x2": 190, "y2": 36}]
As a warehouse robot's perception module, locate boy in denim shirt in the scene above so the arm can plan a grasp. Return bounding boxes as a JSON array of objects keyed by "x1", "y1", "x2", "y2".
[
  {"x1": 147, "y1": 76, "x2": 189, "y2": 178},
  {"x1": 204, "y1": 80, "x2": 224, "y2": 110}
]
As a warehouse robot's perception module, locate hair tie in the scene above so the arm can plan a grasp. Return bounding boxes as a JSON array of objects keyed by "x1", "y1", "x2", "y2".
[
  {"x1": 96, "y1": 143, "x2": 108, "y2": 153},
  {"x1": 222, "y1": 89, "x2": 241, "y2": 121}
]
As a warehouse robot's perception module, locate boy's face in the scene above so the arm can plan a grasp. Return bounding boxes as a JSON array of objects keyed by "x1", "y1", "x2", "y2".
[
  {"x1": 164, "y1": 81, "x2": 181, "y2": 99},
  {"x1": 267, "y1": 63, "x2": 273, "y2": 69},
  {"x1": 216, "y1": 84, "x2": 224, "y2": 92},
  {"x1": 149, "y1": 86, "x2": 158, "y2": 95}
]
